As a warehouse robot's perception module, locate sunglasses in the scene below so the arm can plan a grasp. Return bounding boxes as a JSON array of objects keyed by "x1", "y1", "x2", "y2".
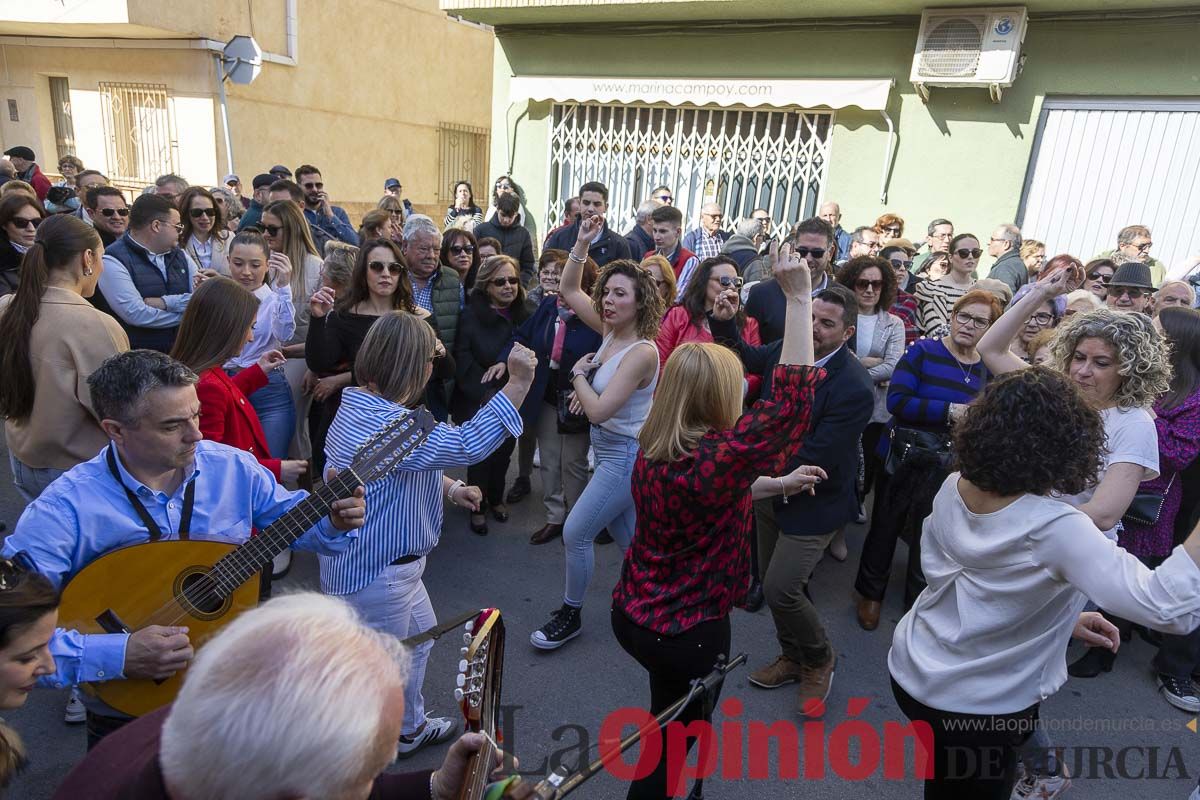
[
  {"x1": 189, "y1": 208, "x2": 218, "y2": 219},
  {"x1": 368, "y1": 260, "x2": 404, "y2": 275},
  {"x1": 1110, "y1": 286, "x2": 1146, "y2": 300},
  {"x1": 655, "y1": 194, "x2": 672, "y2": 202},
  {"x1": 883, "y1": 227, "x2": 901, "y2": 236},
  {"x1": 490, "y1": 276, "x2": 521, "y2": 287},
  {"x1": 955, "y1": 248, "x2": 983, "y2": 259},
  {"x1": 388, "y1": 209, "x2": 404, "y2": 216},
  {"x1": 717, "y1": 275, "x2": 743, "y2": 289},
  {"x1": 10, "y1": 217, "x2": 41, "y2": 230},
  {"x1": 953, "y1": 311, "x2": 991, "y2": 329},
  {"x1": 855, "y1": 279, "x2": 884, "y2": 291},
  {"x1": 302, "y1": 182, "x2": 324, "y2": 191},
  {"x1": 98, "y1": 207, "x2": 130, "y2": 218},
  {"x1": 889, "y1": 258, "x2": 913, "y2": 270},
  {"x1": 450, "y1": 244, "x2": 475, "y2": 255},
  {"x1": 794, "y1": 247, "x2": 826, "y2": 260},
  {"x1": 1088, "y1": 272, "x2": 1112, "y2": 284},
  {"x1": 262, "y1": 224, "x2": 283, "y2": 237}
]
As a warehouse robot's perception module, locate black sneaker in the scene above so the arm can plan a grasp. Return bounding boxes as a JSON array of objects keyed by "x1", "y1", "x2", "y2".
[
  {"x1": 530, "y1": 605, "x2": 581, "y2": 650},
  {"x1": 1158, "y1": 673, "x2": 1200, "y2": 713},
  {"x1": 506, "y1": 476, "x2": 532, "y2": 504}
]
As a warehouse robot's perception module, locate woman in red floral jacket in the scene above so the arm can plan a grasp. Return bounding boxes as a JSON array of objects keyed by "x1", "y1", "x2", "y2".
[{"x1": 610, "y1": 246, "x2": 827, "y2": 800}]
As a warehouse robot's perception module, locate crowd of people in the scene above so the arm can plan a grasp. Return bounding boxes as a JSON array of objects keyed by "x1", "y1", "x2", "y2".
[{"x1": 0, "y1": 142, "x2": 1199, "y2": 800}]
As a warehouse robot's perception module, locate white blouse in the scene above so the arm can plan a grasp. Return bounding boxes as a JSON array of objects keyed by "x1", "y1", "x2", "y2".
[
  {"x1": 225, "y1": 283, "x2": 296, "y2": 370},
  {"x1": 889, "y1": 475, "x2": 1200, "y2": 715}
]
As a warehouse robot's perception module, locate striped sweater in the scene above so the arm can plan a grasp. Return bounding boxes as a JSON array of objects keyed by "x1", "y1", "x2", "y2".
[{"x1": 881, "y1": 338, "x2": 990, "y2": 455}]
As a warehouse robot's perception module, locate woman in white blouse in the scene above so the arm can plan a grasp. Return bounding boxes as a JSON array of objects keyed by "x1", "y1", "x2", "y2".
[
  {"x1": 888, "y1": 367, "x2": 1200, "y2": 798},
  {"x1": 178, "y1": 186, "x2": 231, "y2": 275}
]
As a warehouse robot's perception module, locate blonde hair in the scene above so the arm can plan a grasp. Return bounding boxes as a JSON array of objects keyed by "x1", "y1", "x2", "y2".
[
  {"x1": 1050, "y1": 308, "x2": 1173, "y2": 409},
  {"x1": 263, "y1": 200, "x2": 319, "y2": 309},
  {"x1": 1066, "y1": 289, "x2": 1103, "y2": 312},
  {"x1": 639, "y1": 343, "x2": 743, "y2": 462},
  {"x1": 355, "y1": 311, "x2": 436, "y2": 405},
  {"x1": 0, "y1": 180, "x2": 35, "y2": 200},
  {"x1": 640, "y1": 254, "x2": 677, "y2": 305}
]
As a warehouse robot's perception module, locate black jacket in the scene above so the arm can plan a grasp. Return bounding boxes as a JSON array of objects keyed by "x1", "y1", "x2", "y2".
[
  {"x1": 452, "y1": 292, "x2": 531, "y2": 421},
  {"x1": 626, "y1": 225, "x2": 654, "y2": 261},
  {"x1": 472, "y1": 219, "x2": 536, "y2": 283},
  {"x1": 0, "y1": 238, "x2": 20, "y2": 299},
  {"x1": 712, "y1": 317, "x2": 874, "y2": 536},
  {"x1": 544, "y1": 218, "x2": 631, "y2": 267}
]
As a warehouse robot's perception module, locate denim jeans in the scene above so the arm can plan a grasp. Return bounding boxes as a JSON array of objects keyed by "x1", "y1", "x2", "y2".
[
  {"x1": 562, "y1": 425, "x2": 639, "y2": 607},
  {"x1": 247, "y1": 366, "x2": 297, "y2": 460},
  {"x1": 339, "y1": 560, "x2": 435, "y2": 737},
  {"x1": 9, "y1": 452, "x2": 65, "y2": 504}
]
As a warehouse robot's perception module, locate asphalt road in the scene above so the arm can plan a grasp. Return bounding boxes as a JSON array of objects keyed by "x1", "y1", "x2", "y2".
[{"x1": 2, "y1": 438, "x2": 1196, "y2": 799}]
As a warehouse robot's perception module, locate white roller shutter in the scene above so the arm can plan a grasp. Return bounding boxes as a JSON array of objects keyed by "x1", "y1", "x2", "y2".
[{"x1": 1018, "y1": 98, "x2": 1200, "y2": 273}]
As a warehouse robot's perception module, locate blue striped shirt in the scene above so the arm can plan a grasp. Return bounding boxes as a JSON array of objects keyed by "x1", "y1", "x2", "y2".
[
  {"x1": 319, "y1": 386, "x2": 523, "y2": 595},
  {"x1": 886, "y1": 338, "x2": 989, "y2": 429}
]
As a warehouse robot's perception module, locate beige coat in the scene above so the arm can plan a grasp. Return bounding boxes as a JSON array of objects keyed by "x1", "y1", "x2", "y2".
[{"x1": 2, "y1": 287, "x2": 129, "y2": 469}]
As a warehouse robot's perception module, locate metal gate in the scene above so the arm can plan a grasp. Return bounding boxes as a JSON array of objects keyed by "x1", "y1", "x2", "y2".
[
  {"x1": 546, "y1": 103, "x2": 834, "y2": 236},
  {"x1": 438, "y1": 123, "x2": 491, "y2": 204},
  {"x1": 98, "y1": 82, "x2": 178, "y2": 184}
]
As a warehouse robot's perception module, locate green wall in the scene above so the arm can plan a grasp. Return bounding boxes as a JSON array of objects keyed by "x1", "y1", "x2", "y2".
[{"x1": 491, "y1": 15, "x2": 1200, "y2": 249}]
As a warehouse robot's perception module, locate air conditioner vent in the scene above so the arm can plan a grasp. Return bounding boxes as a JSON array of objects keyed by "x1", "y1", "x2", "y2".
[{"x1": 919, "y1": 17, "x2": 983, "y2": 77}]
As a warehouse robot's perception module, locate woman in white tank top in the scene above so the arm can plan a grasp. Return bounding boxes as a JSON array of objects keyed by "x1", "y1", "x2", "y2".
[{"x1": 530, "y1": 212, "x2": 665, "y2": 651}]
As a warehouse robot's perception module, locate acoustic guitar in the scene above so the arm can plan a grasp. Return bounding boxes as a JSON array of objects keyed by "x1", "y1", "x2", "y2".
[
  {"x1": 59, "y1": 407, "x2": 436, "y2": 718},
  {"x1": 454, "y1": 608, "x2": 506, "y2": 800}
]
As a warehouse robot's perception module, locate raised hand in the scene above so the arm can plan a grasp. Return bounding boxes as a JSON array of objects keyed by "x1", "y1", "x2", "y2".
[
  {"x1": 575, "y1": 214, "x2": 604, "y2": 248},
  {"x1": 309, "y1": 286, "x2": 336, "y2": 319},
  {"x1": 1035, "y1": 261, "x2": 1078, "y2": 297},
  {"x1": 774, "y1": 243, "x2": 813, "y2": 299},
  {"x1": 269, "y1": 251, "x2": 293, "y2": 289},
  {"x1": 712, "y1": 291, "x2": 737, "y2": 321},
  {"x1": 506, "y1": 342, "x2": 538, "y2": 385}
]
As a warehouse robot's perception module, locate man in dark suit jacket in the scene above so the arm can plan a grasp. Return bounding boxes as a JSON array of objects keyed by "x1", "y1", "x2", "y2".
[
  {"x1": 543, "y1": 180, "x2": 630, "y2": 267},
  {"x1": 713, "y1": 283, "x2": 873, "y2": 713}
]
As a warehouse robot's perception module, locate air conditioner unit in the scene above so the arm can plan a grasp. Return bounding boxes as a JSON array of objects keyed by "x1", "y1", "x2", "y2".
[{"x1": 911, "y1": 6, "x2": 1028, "y2": 103}]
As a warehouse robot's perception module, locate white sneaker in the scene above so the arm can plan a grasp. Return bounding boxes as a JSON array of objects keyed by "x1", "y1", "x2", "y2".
[
  {"x1": 1011, "y1": 767, "x2": 1070, "y2": 799},
  {"x1": 532, "y1": 445, "x2": 541, "y2": 468},
  {"x1": 64, "y1": 688, "x2": 85, "y2": 724},
  {"x1": 396, "y1": 715, "x2": 455, "y2": 759},
  {"x1": 1190, "y1": 781, "x2": 1200, "y2": 800}
]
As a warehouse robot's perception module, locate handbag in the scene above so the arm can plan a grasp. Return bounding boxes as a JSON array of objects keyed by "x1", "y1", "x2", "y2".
[
  {"x1": 1122, "y1": 473, "x2": 1176, "y2": 527},
  {"x1": 556, "y1": 388, "x2": 589, "y2": 435},
  {"x1": 883, "y1": 426, "x2": 953, "y2": 477}
]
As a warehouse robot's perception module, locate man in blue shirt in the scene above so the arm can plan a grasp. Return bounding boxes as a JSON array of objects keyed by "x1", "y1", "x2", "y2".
[
  {"x1": 5, "y1": 350, "x2": 367, "y2": 745},
  {"x1": 296, "y1": 163, "x2": 359, "y2": 245}
]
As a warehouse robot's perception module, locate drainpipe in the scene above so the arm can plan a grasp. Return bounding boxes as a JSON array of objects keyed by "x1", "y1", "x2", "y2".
[
  {"x1": 878, "y1": 110, "x2": 896, "y2": 204},
  {"x1": 213, "y1": 54, "x2": 235, "y2": 174}
]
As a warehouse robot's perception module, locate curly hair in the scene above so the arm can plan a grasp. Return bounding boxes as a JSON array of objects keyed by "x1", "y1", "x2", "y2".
[
  {"x1": 591, "y1": 259, "x2": 664, "y2": 340},
  {"x1": 836, "y1": 256, "x2": 897, "y2": 312},
  {"x1": 954, "y1": 367, "x2": 1105, "y2": 496},
  {"x1": 1049, "y1": 308, "x2": 1173, "y2": 409}
]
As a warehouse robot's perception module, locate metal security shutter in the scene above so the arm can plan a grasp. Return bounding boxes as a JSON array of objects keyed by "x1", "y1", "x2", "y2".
[{"x1": 1018, "y1": 98, "x2": 1200, "y2": 271}]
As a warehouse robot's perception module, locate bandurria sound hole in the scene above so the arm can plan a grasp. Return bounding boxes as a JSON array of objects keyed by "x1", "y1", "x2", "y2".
[{"x1": 180, "y1": 571, "x2": 225, "y2": 616}]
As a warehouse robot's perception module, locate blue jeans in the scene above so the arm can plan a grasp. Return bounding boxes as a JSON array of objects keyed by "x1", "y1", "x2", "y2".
[
  {"x1": 338, "y1": 559, "x2": 435, "y2": 737},
  {"x1": 8, "y1": 452, "x2": 64, "y2": 504},
  {"x1": 562, "y1": 425, "x2": 639, "y2": 607},
  {"x1": 246, "y1": 367, "x2": 296, "y2": 460}
]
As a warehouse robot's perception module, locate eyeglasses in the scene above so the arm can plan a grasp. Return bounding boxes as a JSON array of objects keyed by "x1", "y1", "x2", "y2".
[
  {"x1": 888, "y1": 258, "x2": 913, "y2": 270},
  {"x1": 1088, "y1": 272, "x2": 1112, "y2": 285},
  {"x1": 368, "y1": 260, "x2": 404, "y2": 275},
  {"x1": 172, "y1": 222, "x2": 185, "y2": 234},
  {"x1": 449, "y1": 244, "x2": 475, "y2": 255},
  {"x1": 262, "y1": 224, "x2": 283, "y2": 237},
  {"x1": 793, "y1": 247, "x2": 826, "y2": 260},
  {"x1": 490, "y1": 276, "x2": 521, "y2": 287},
  {"x1": 955, "y1": 248, "x2": 983, "y2": 259},
  {"x1": 1110, "y1": 286, "x2": 1146, "y2": 300},
  {"x1": 1133, "y1": 241, "x2": 1153, "y2": 252},
  {"x1": 655, "y1": 194, "x2": 672, "y2": 203},
  {"x1": 189, "y1": 208, "x2": 217, "y2": 219},
  {"x1": 953, "y1": 311, "x2": 991, "y2": 329},
  {"x1": 388, "y1": 209, "x2": 404, "y2": 217},
  {"x1": 716, "y1": 275, "x2": 743, "y2": 289},
  {"x1": 302, "y1": 182, "x2": 324, "y2": 191},
  {"x1": 10, "y1": 216, "x2": 41, "y2": 230},
  {"x1": 703, "y1": 213, "x2": 724, "y2": 221},
  {"x1": 1027, "y1": 312, "x2": 1054, "y2": 326},
  {"x1": 98, "y1": 207, "x2": 130, "y2": 218},
  {"x1": 854, "y1": 279, "x2": 884, "y2": 291}
]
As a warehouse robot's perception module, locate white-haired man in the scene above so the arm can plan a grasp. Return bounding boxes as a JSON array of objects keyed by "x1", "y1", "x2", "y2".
[{"x1": 54, "y1": 593, "x2": 537, "y2": 800}]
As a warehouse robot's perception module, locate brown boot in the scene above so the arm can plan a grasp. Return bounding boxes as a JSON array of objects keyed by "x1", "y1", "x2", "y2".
[
  {"x1": 530, "y1": 522, "x2": 563, "y2": 545},
  {"x1": 856, "y1": 596, "x2": 881, "y2": 631},
  {"x1": 797, "y1": 649, "x2": 837, "y2": 716},
  {"x1": 748, "y1": 655, "x2": 805, "y2": 689}
]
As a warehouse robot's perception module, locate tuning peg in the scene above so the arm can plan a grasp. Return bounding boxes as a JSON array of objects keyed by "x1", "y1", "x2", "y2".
[
  {"x1": 465, "y1": 620, "x2": 475, "y2": 633},
  {"x1": 454, "y1": 688, "x2": 465, "y2": 702},
  {"x1": 458, "y1": 659, "x2": 469, "y2": 673},
  {"x1": 456, "y1": 674, "x2": 466, "y2": 688},
  {"x1": 463, "y1": 632, "x2": 472, "y2": 645},
  {"x1": 460, "y1": 646, "x2": 468, "y2": 656}
]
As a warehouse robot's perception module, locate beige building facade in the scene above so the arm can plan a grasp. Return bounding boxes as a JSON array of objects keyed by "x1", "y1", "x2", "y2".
[{"x1": 0, "y1": 0, "x2": 493, "y2": 218}]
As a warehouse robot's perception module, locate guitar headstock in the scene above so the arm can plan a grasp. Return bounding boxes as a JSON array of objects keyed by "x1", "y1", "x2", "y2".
[
  {"x1": 454, "y1": 608, "x2": 504, "y2": 732},
  {"x1": 352, "y1": 407, "x2": 437, "y2": 484}
]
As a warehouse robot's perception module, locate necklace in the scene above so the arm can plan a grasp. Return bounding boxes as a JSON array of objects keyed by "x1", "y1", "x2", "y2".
[{"x1": 945, "y1": 340, "x2": 978, "y2": 384}]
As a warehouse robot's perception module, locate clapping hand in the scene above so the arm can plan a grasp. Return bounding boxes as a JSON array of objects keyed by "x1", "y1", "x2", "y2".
[{"x1": 772, "y1": 242, "x2": 813, "y2": 298}]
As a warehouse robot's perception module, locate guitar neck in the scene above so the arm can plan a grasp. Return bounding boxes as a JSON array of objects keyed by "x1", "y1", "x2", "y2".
[{"x1": 209, "y1": 471, "x2": 362, "y2": 589}]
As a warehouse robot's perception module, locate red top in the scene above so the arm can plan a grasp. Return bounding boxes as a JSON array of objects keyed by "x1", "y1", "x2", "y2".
[
  {"x1": 655, "y1": 304, "x2": 764, "y2": 398},
  {"x1": 194, "y1": 365, "x2": 282, "y2": 480},
  {"x1": 613, "y1": 364, "x2": 825, "y2": 635}
]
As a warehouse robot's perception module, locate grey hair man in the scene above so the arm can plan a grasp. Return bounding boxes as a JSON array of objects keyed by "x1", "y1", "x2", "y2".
[
  {"x1": 842, "y1": 225, "x2": 881, "y2": 263},
  {"x1": 913, "y1": 218, "x2": 954, "y2": 275},
  {"x1": 626, "y1": 199, "x2": 661, "y2": 258},
  {"x1": 1096, "y1": 224, "x2": 1166, "y2": 287},
  {"x1": 53, "y1": 593, "x2": 532, "y2": 799},
  {"x1": 154, "y1": 174, "x2": 189, "y2": 206},
  {"x1": 723, "y1": 216, "x2": 769, "y2": 281},
  {"x1": 986, "y1": 223, "x2": 1027, "y2": 293},
  {"x1": 682, "y1": 202, "x2": 730, "y2": 260},
  {"x1": 402, "y1": 214, "x2": 464, "y2": 351}
]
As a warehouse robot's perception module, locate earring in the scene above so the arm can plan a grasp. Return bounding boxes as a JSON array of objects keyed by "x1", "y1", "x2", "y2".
[{"x1": 82, "y1": 268, "x2": 93, "y2": 276}]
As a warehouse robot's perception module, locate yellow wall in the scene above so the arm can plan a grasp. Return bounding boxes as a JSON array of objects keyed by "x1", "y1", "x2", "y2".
[{"x1": 0, "y1": 0, "x2": 493, "y2": 213}]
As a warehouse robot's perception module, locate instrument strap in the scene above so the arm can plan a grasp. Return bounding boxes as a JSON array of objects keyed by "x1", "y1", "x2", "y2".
[
  {"x1": 106, "y1": 446, "x2": 196, "y2": 542},
  {"x1": 400, "y1": 608, "x2": 481, "y2": 647}
]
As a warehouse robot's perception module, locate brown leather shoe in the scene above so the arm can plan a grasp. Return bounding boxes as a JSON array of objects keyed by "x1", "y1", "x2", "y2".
[
  {"x1": 856, "y1": 596, "x2": 881, "y2": 631},
  {"x1": 797, "y1": 649, "x2": 837, "y2": 716},
  {"x1": 748, "y1": 655, "x2": 805, "y2": 689},
  {"x1": 530, "y1": 522, "x2": 563, "y2": 545}
]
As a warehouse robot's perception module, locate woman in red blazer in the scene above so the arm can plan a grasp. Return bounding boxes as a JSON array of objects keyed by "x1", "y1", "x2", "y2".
[{"x1": 171, "y1": 277, "x2": 308, "y2": 483}]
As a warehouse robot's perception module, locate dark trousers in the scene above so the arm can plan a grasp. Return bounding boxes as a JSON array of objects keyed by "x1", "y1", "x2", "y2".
[
  {"x1": 860, "y1": 422, "x2": 886, "y2": 497},
  {"x1": 611, "y1": 608, "x2": 731, "y2": 800},
  {"x1": 891, "y1": 678, "x2": 1037, "y2": 800},
  {"x1": 855, "y1": 468, "x2": 927, "y2": 608},
  {"x1": 1156, "y1": 627, "x2": 1200, "y2": 677},
  {"x1": 86, "y1": 710, "x2": 131, "y2": 750},
  {"x1": 467, "y1": 435, "x2": 518, "y2": 508}
]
